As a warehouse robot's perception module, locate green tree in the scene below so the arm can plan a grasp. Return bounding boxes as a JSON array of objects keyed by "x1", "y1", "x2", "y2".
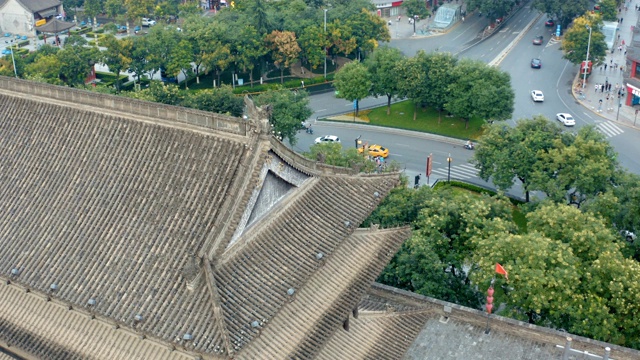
[
  {"x1": 183, "y1": 85, "x2": 244, "y2": 116},
  {"x1": 402, "y1": 0, "x2": 430, "y2": 34},
  {"x1": 298, "y1": 25, "x2": 330, "y2": 71},
  {"x1": 467, "y1": 0, "x2": 516, "y2": 18},
  {"x1": 304, "y1": 143, "x2": 379, "y2": 173},
  {"x1": 326, "y1": 20, "x2": 357, "y2": 57},
  {"x1": 24, "y1": 54, "x2": 63, "y2": 85},
  {"x1": 532, "y1": 0, "x2": 591, "y2": 28},
  {"x1": 345, "y1": 8, "x2": 390, "y2": 58},
  {"x1": 242, "y1": 0, "x2": 271, "y2": 34},
  {"x1": 84, "y1": 0, "x2": 103, "y2": 24},
  {"x1": 333, "y1": 60, "x2": 371, "y2": 116},
  {"x1": 56, "y1": 37, "x2": 100, "y2": 87},
  {"x1": 104, "y1": 0, "x2": 125, "y2": 18},
  {"x1": 599, "y1": 0, "x2": 618, "y2": 21},
  {"x1": 128, "y1": 36, "x2": 151, "y2": 84},
  {"x1": 561, "y1": 14, "x2": 607, "y2": 67},
  {"x1": 254, "y1": 88, "x2": 313, "y2": 146},
  {"x1": 265, "y1": 30, "x2": 302, "y2": 84},
  {"x1": 365, "y1": 46, "x2": 404, "y2": 115},
  {"x1": 381, "y1": 189, "x2": 515, "y2": 307},
  {"x1": 423, "y1": 52, "x2": 458, "y2": 122},
  {"x1": 145, "y1": 25, "x2": 181, "y2": 80},
  {"x1": 101, "y1": 35, "x2": 133, "y2": 92},
  {"x1": 126, "y1": 82, "x2": 185, "y2": 105},
  {"x1": 446, "y1": 59, "x2": 514, "y2": 128},
  {"x1": 473, "y1": 116, "x2": 563, "y2": 202},
  {"x1": 395, "y1": 51, "x2": 428, "y2": 121},
  {"x1": 472, "y1": 204, "x2": 640, "y2": 346},
  {"x1": 362, "y1": 184, "x2": 433, "y2": 228},
  {"x1": 235, "y1": 25, "x2": 267, "y2": 87},
  {"x1": 124, "y1": 0, "x2": 154, "y2": 31},
  {"x1": 166, "y1": 39, "x2": 193, "y2": 89},
  {"x1": 530, "y1": 126, "x2": 618, "y2": 207}
]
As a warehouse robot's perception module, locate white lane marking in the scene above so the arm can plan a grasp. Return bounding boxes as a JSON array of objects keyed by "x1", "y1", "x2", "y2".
[{"x1": 581, "y1": 112, "x2": 594, "y2": 120}]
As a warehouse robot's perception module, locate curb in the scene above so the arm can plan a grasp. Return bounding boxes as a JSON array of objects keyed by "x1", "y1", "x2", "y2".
[
  {"x1": 313, "y1": 120, "x2": 466, "y2": 146},
  {"x1": 488, "y1": 13, "x2": 543, "y2": 67},
  {"x1": 570, "y1": 72, "x2": 640, "y2": 131}
]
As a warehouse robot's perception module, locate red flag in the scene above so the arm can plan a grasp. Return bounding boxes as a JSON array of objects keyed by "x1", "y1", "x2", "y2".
[{"x1": 495, "y1": 263, "x2": 508, "y2": 280}]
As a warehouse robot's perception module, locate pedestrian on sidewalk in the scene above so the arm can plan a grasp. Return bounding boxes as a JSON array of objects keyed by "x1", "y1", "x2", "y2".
[
  {"x1": 605, "y1": 63, "x2": 608, "y2": 71},
  {"x1": 619, "y1": 45, "x2": 623, "y2": 52},
  {"x1": 602, "y1": 84, "x2": 606, "y2": 92},
  {"x1": 621, "y1": 17, "x2": 624, "y2": 22}
]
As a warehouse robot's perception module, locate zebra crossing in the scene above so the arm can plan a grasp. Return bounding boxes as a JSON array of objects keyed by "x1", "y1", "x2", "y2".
[
  {"x1": 546, "y1": 37, "x2": 561, "y2": 47},
  {"x1": 430, "y1": 163, "x2": 479, "y2": 180},
  {"x1": 596, "y1": 121, "x2": 624, "y2": 138}
]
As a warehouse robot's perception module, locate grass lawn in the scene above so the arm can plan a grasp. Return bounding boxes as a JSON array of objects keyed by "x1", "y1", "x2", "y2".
[{"x1": 362, "y1": 100, "x2": 486, "y2": 140}]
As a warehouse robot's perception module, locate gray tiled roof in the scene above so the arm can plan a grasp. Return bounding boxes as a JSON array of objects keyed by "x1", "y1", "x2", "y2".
[
  {"x1": 0, "y1": 93, "x2": 244, "y2": 354},
  {"x1": 16, "y1": 0, "x2": 60, "y2": 12},
  {"x1": 0, "y1": 82, "x2": 409, "y2": 359},
  {"x1": 342, "y1": 284, "x2": 640, "y2": 360}
]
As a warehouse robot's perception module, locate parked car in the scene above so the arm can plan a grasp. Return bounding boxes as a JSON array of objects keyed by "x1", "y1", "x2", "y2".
[
  {"x1": 556, "y1": 113, "x2": 575, "y2": 126},
  {"x1": 531, "y1": 58, "x2": 542, "y2": 69},
  {"x1": 358, "y1": 144, "x2": 389, "y2": 158},
  {"x1": 545, "y1": 19, "x2": 554, "y2": 27},
  {"x1": 314, "y1": 135, "x2": 341, "y2": 144},
  {"x1": 142, "y1": 18, "x2": 156, "y2": 27},
  {"x1": 533, "y1": 35, "x2": 544, "y2": 45},
  {"x1": 531, "y1": 90, "x2": 544, "y2": 102}
]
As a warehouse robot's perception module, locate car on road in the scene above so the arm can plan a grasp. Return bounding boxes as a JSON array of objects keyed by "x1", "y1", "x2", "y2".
[
  {"x1": 531, "y1": 58, "x2": 542, "y2": 69},
  {"x1": 545, "y1": 19, "x2": 554, "y2": 27},
  {"x1": 533, "y1": 35, "x2": 544, "y2": 45},
  {"x1": 142, "y1": 18, "x2": 156, "y2": 26},
  {"x1": 314, "y1": 135, "x2": 341, "y2": 144},
  {"x1": 531, "y1": 90, "x2": 544, "y2": 102},
  {"x1": 556, "y1": 113, "x2": 575, "y2": 126},
  {"x1": 358, "y1": 144, "x2": 389, "y2": 158}
]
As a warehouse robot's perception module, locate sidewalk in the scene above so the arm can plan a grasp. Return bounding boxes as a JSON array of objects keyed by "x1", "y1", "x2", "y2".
[{"x1": 572, "y1": 3, "x2": 640, "y2": 129}]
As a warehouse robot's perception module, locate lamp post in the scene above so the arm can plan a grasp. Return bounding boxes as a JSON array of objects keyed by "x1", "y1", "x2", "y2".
[
  {"x1": 447, "y1": 153, "x2": 452, "y2": 182},
  {"x1": 355, "y1": 135, "x2": 361, "y2": 149},
  {"x1": 323, "y1": 9, "x2": 328, "y2": 79},
  {"x1": 8, "y1": 40, "x2": 17, "y2": 78},
  {"x1": 582, "y1": 25, "x2": 592, "y2": 89},
  {"x1": 616, "y1": 90, "x2": 625, "y2": 121}
]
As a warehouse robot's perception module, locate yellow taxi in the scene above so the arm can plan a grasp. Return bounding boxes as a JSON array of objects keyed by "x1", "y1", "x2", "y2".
[{"x1": 358, "y1": 144, "x2": 389, "y2": 158}]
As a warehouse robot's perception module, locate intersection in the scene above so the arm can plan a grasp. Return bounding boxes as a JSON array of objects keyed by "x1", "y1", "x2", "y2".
[{"x1": 302, "y1": 2, "x2": 640, "y2": 195}]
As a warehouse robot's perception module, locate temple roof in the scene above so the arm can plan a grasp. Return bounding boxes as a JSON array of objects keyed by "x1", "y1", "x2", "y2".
[{"x1": 0, "y1": 78, "x2": 407, "y2": 359}]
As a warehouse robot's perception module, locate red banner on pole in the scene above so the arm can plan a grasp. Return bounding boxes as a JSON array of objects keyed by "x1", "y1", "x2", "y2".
[{"x1": 426, "y1": 154, "x2": 433, "y2": 177}]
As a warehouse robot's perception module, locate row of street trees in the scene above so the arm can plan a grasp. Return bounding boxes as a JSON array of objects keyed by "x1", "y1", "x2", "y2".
[
  {"x1": 334, "y1": 47, "x2": 515, "y2": 126},
  {"x1": 3, "y1": 0, "x2": 390, "y2": 91},
  {"x1": 354, "y1": 116, "x2": 640, "y2": 349}
]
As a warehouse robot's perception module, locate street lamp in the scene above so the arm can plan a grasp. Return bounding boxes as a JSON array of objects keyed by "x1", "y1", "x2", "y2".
[
  {"x1": 447, "y1": 153, "x2": 452, "y2": 182},
  {"x1": 323, "y1": 9, "x2": 328, "y2": 79},
  {"x1": 355, "y1": 135, "x2": 361, "y2": 149},
  {"x1": 583, "y1": 25, "x2": 592, "y2": 89},
  {"x1": 616, "y1": 90, "x2": 625, "y2": 121},
  {"x1": 7, "y1": 40, "x2": 17, "y2": 78}
]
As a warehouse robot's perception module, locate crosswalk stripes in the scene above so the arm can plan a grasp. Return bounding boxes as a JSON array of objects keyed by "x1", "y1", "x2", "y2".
[
  {"x1": 596, "y1": 121, "x2": 624, "y2": 138},
  {"x1": 546, "y1": 37, "x2": 561, "y2": 47},
  {"x1": 430, "y1": 163, "x2": 479, "y2": 180}
]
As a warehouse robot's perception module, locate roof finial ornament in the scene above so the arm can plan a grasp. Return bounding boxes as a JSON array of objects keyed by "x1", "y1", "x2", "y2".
[{"x1": 243, "y1": 95, "x2": 272, "y2": 135}]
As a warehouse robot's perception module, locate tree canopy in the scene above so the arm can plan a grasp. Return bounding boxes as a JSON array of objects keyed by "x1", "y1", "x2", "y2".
[{"x1": 561, "y1": 14, "x2": 608, "y2": 67}]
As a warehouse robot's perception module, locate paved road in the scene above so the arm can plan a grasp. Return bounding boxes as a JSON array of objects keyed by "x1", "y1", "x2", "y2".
[{"x1": 305, "y1": 2, "x2": 640, "y2": 189}]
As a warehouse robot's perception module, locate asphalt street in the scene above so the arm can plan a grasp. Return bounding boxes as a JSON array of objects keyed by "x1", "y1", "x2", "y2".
[{"x1": 302, "y1": 2, "x2": 640, "y2": 195}]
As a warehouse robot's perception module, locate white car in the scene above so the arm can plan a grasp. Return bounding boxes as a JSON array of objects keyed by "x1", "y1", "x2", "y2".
[
  {"x1": 531, "y1": 90, "x2": 544, "y2": 102},
  {"x1": 315, "y1": 135, "x2": 341, "y2": 144},
  {"x1": 142, "y1": 18, "x2": 156, "y2": 26},
  {"x1": 556, "y1": 113, "x2": 575, "y2": 127}
]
